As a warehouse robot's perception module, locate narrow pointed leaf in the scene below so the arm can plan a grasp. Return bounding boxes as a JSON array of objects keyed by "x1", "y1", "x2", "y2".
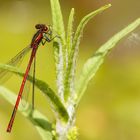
[
  {"x1": 72, "y1": 4, "x2": 111, "y2": 54},
  {"x1": 66, "y1": 8, "x2": 75, "y2": 55},
  {"x1": 50, "y1": 0, "x2": 66, "y2": 100},
  {"x1": 64, "y1": 8, "x2": 75, "y2": 100},
  {"x1": 71, "y1": 4, "x2": 111, "y2": 68},
  {"x1": 76, "y1": 18, "x2": 140, "y2": 104},
  {"x1": 65, "y1": 4, "x2": 111, "y2": 100},
  {"x1": 0, "y1": 86, "x2": 52, "y2": 140},
  {"x1": 0, "y1": 64, "x2": 69, "y2": 122},
  {"x1": 50, "y1": 0, "x2": 66, "y2": 43}
]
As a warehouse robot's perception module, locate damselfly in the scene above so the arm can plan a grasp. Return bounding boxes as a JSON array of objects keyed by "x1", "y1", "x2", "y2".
[{"x1": 0, "y1": 24, "x2": 55, "y2": 132}]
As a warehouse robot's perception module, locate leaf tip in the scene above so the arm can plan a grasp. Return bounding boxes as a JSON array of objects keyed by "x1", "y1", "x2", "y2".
[
  {"x1": 108, "y1": 4, "x2": 112, "y2": 7},
  {"x1": 104, "y1": 3, "x2": 112, "y2": 9},
  {"x1": 71, "y1": 8, "x2": 75, "y2": 11}
]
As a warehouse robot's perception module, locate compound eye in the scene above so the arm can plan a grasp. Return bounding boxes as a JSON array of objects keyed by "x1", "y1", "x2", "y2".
[
  {"x1": 44, "y1": 26, "x2": 48, "y2": 31},
  {"x1": 35, "y1": 24, "x2": 41, "y2": 29}
]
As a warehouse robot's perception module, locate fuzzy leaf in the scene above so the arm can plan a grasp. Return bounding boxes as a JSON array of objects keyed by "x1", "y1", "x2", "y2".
[
  {"x1": 64, "y1": 8, "x2": 75, "y2": 100},
  {"x1": 66, "y1": 8, "x2": 75, "y2": 56},
  {"x1": 50, "y1": 0, "x2": 66, "y2": 100},
  {"x1": 0, "y1": 64, "x2": 69, "y2": 122},
  {"x1": 0, "y1": 86, "x2": 52, "y2": 140},
  {"x1": 76, "y1": 18, "x2": 140, "y2": 104},
  {"x1": 65, "y1": 4, "x2": 111, "y2": 100},
  {"x1": 50, "y1": 0, "x2": 66, "y2": 43},
  {"x1": 72, "y1": 4, "x2": 111, "y2": 53}
]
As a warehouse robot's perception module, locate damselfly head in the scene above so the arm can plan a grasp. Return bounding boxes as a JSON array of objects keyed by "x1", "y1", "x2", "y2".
[{"x1": 35, "y1": 24, "x2": 48, "y2": 31}]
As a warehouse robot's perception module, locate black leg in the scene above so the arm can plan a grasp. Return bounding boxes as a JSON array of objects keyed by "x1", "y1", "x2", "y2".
[
  {"x1": 42, "y1": 33, "x2": 60, "y2": 45},
  {"x1": 51, "y1": 35, "x2": 60, "y2": 40},
  {"x1": 42, "y1": 40, "x2": 47, "y2": 45}
]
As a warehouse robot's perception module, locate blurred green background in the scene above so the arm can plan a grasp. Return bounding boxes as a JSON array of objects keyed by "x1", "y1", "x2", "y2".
[{"x1": 0, "y1": 0, "x2": 140, "y2": 140}]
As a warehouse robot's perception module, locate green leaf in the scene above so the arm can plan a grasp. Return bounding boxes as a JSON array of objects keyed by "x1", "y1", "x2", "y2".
[
  {"x1": 0, "y1": 64, "x2": 69, "y2": 122},
  {"x1": 0, "y1": 86, "x2": 52, "y2": 140},
  {"x1": 65, "y1": 4, "x2": 111, "y2": 100},
  {"x1": 50, "y1": 0, "x2": 66, "y2": 100},
  {"x1": 76, "y1": 18, "x2": 140, "y2": 105},
  {"x1": 50, "y1": 0, "x2": 66, "y2": 42},
  {"x1": 66, "y1": 8, "x2": 75, "y2": 56},
  {"x1": 64, "y1": 8, "x2": 75, "y2": 100},
  {"x1": 72, "y1": 4, "x2": 111, "y2": 53}
]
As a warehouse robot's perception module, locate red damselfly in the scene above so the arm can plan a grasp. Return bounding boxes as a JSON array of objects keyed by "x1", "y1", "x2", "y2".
[{"x1": 0, "y1": 24, "x2": 55, "y2": 132}]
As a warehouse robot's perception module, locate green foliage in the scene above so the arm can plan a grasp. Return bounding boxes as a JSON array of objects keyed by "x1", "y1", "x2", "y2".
[
  {"x1": 0, "y1": 64, "x2": 69, "y2": 122},
  {"x1": 0, "y1": 0, "x2": 140, "y2": 139},
  {"x1": 66, "y1": 8, "x2": 75, "y2": 56},
  {"x1": 50, "y1": 0, "x2": 66, "y2": 101},
  {"x1": 64, "y1": 8, "x2": 75, "y2": 100},
  {"x1": 75, "y1": 18, "x2": 140, "y2": 105},
  {"x1": 64, "y1": 4, "x2": 111, "y2": 101},
  {"x1": 0, "y1": 86, "x2": 52, "y2": 140}
]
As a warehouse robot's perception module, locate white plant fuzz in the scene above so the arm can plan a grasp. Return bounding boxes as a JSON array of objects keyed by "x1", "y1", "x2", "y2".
[{"x1": 57, "y1": 41, "x2": 64, "y2": 101}]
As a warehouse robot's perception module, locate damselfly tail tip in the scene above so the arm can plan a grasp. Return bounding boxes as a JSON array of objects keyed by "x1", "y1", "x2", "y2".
[
  {"x1": 6, "y1": 127, "x2": 12, "y2": 133},
  {"x1": 6, "y1": 121, "x2": 13, "y2": 133}
]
